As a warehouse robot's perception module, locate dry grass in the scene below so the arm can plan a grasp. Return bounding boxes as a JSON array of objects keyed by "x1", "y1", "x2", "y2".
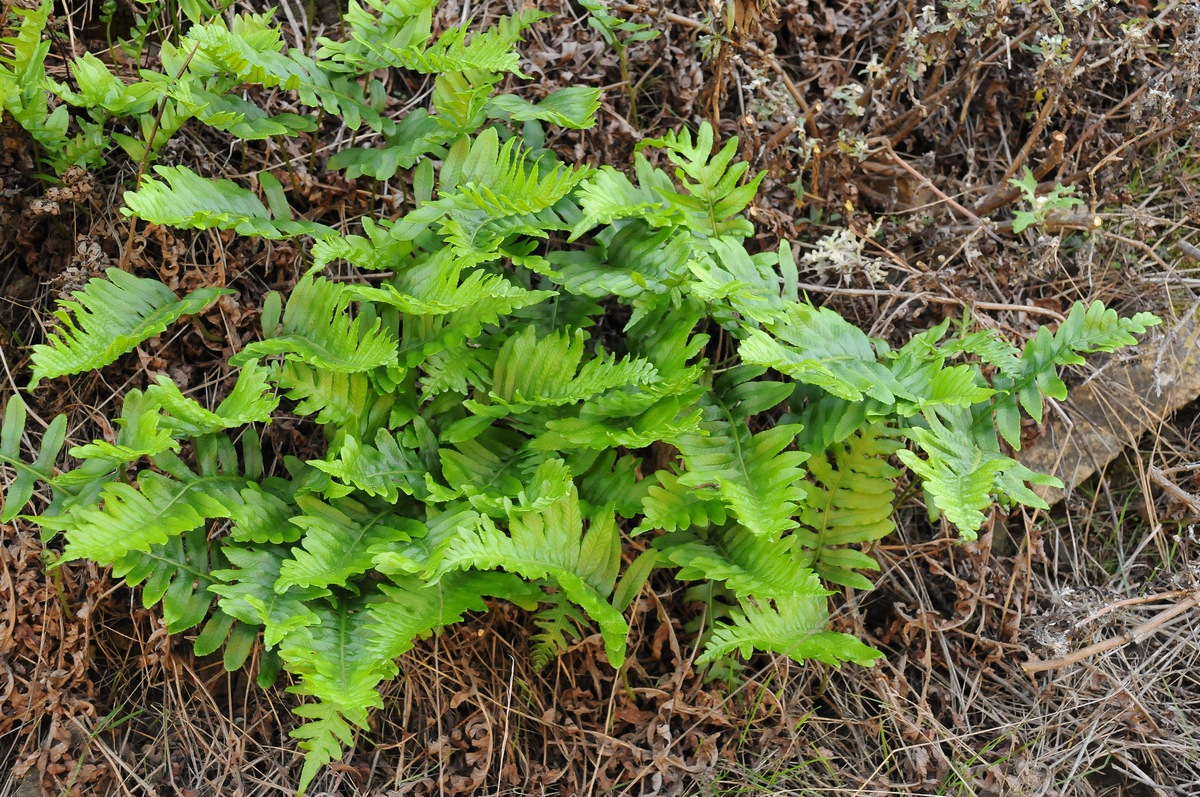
[{"x1": 4, "y1": 0, "x2": 1200, "y2": 794}]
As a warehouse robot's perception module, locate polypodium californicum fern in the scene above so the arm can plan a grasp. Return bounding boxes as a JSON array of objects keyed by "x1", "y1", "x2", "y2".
[{"x1": 0, "y1": 1, "x2": 1162, "y2": 794}]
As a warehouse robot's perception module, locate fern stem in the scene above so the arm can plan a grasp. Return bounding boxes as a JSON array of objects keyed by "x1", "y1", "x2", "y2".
[
  {"x1": 119, "y1": 40, "x2": 201, "y2": 271},
  {"x1": 617, "y1": 44, "x2": 639, "y2": 130}
]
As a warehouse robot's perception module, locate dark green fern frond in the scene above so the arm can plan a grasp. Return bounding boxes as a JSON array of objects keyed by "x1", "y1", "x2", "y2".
[
  {"x1": 553, "y1": 221, "x2": 690, "y2": 299},
  {"x1": 739, "y1": 302, "x2": 910, "y2": 405},
  {"x1": 110, "y1": 526, "x2": 227, "y2": 635},
  {"x1": 0, "y1": 395, "x2": 66, "y2": 522},
  {"x1": 28, "y1": 268, "x2": 230, "y2": 388},
  {"x1": 797, "y1": 425, "x2": 902, "y2": 590},
  {"x1": 487, "y1": 86, "x2": 601, "y2": 130},
  {"x1": 210, "y1": 545, "x2": 329, "y2": 647},
  {"x1": 311, "y1": 428, "x2": 427, "y2": 502}
]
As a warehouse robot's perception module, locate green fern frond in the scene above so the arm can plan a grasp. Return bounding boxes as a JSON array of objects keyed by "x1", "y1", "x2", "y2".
[
  {"x1": 897, "y1": 409, "x2": 1056, "y2": 539},
  {"x1": 147, "y1": 363, "x2": 278, "y2": 437},
  {"x1": 655, "y1": 525, "x2": 821, "y2": 599},
  {"x1": 58, "y1": 470, "x2": 243, "y2": 564},
  {"x1": 328, "y1": 109, "x2": 456, "y2": 179},
  {"x1": 538, "y1": 392, "x2": 704, "y2": 450},
  {"x1": 940, "y1": 329, "x2": 1022, "y2": 378},
  {"x1": 210, "y1": 545, "x2": 329, "y2": 647},
  {"x1": 698, "y1": 596, "x2": 881, "y2": 667},
  {"x1": 169, "y1": 80, "x2": 316, "y2": 140},
  {"x1": 0, "y1": 395, "x2": 66, "y2": 522},
  {"x1": 797, "y1": 425, "x2": 902, "y2": 590},
  {"x1": 676, "y1": 371, "x2": 808, "y2": 539},
  {"x1": 482, "y1": 326, "x2": 658, "y2": 412},
  {"x1": 109, "y1": 526, "x2": 227, "y2": 634},
  {"x1": 487, "y1": 86, "x2": 601, "y2": 129},
  {"x1": 28, "y1": 268, "x2": 230, "y2": 388},
  {"x1": 437, "y1": 445, "x2": 574, "y2": 519},
  {"x1": 276, "y1": 364, "x2": 376, "y2": 428},
  {"x1": 390, "y1": 259, "x2": 555, "y2": 368},
  {"x1": 567, "y1": 165, "x2": 667, "y2": 239},
  {"x1": 233, "y1": 276, "x2": 398, "y2": 372},
  {"x1": 281, "y1": 601, "x2": 383, "y2": 797},
  {"x1": 227, "y1": 483, "x2": 301, "y2": 544},
  {"x1": 275, "y1": 496, "x2": 424, "y2": 592},
  {"x1": 572, "y1": 450, "x2": 648, "y2": 519},
  {"x1": 346, "y1": 263, "x2": 531, "y2": 317},
  {"x1": 439, "y1": 486, "x2": 628, "y2": 667},
  {"x1": 69, "y1": 389, "x2": 179, "y2": 465},
  {"x1": 368, "y1": 570, "x2": 535, "y2": 663},
  {"x1": 434, "y1": 428, "x2": 528, "y2": 514},
  {"x1": 454, "y1": 130, "x2": 588, "y2": 216},
  {"x1": 530, "y1": 589, "x2": 592, "y2": 670},
  {"x1": 419, "y1": 346, "x2": 495, "y2": 398},
  {"x1": 176, "y1": 13, "x2": 393, "y2": 133},
  {"x1": 634, "y1": 470, "x2": 728, "y2": 534},
  {"x1": 364, "y1": 22, "x2": 523, "y2": 74},
  {"x1": 636, "y1": 121, "x2": 764, "y2": 238},
  {"x1": 395, "y1": 129, "x2": 588, "y2": 256},
  {"x1": 689, "y1": 237, "x2": 788, "y2": 325},
  {"x1": 0, "y1": 0, "x2": 71, "y2": 167},
  {"x1": 430, "y1": 69, "x2": 495, "y2": 132},
  {"x1": 123, "y1": 165, "x2": 335, "y2": 239},
  {"x1": 992, "y1": 300, "x2": 1161, "y2": 447},
  {"x1": 739, "y1": 302, "x2": 910, "y2": 404},
  {"x1": 554, "y1": 221, "x2": 689, "y2": 298},
  {"x1": 310, "y1": 428, "x2": 426, "y2": 502},
  {"x1": 289, "y1": 702, "x2": 359, "y2": 797}
]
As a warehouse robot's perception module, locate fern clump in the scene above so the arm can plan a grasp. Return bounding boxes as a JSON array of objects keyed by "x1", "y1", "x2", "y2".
[{"x1": 0, "y1": 2, "x2": 1161, "y2": 794}]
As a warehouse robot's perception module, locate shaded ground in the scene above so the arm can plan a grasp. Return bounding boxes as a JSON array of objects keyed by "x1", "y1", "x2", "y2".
[{"x1": 3, "y1": 0, "x2": 1200, "y2": 794}]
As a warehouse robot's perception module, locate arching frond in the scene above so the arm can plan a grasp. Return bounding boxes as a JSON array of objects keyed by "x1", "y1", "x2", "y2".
[
  {"x1": 438, "y1": 487, "x2": 627, "y2": 667},
  {"x1": 233, "y1": 276, "x2": 398, "y2": 372},
  {"x1": 28, "y1": 268, "x2": 230, "y2": 388},
  {"x1": 698, "y1": 596, "x2": 882, "y2": 667},
  {"x1": 655, "y1": 525, "x2": 821, "y2": 599}
]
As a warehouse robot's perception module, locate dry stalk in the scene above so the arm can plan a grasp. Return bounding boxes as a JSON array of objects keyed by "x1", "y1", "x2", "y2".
[{"x1": 1023, "y1": 592, "x2": 1200, "y2": 674}]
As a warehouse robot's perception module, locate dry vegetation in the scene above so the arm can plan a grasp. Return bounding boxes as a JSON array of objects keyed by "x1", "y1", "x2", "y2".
[{"x1": 3, "y1": 0, "x2": 1200, "y2": 795}]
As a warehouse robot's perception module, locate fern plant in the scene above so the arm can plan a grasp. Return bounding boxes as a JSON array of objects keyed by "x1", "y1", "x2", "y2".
[{"x1": 0, "y1": 3, "x2": 1161, "y2": 795}]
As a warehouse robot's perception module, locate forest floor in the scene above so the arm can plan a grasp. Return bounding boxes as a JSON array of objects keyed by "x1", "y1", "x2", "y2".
[{"x1": 4, "y1": 1, "x2": 1200, "y2": 795}]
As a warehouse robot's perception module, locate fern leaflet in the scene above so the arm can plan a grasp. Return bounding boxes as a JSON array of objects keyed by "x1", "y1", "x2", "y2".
[{"x1": 28, "y1": 269, "x2": 230, "y2": 388}]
